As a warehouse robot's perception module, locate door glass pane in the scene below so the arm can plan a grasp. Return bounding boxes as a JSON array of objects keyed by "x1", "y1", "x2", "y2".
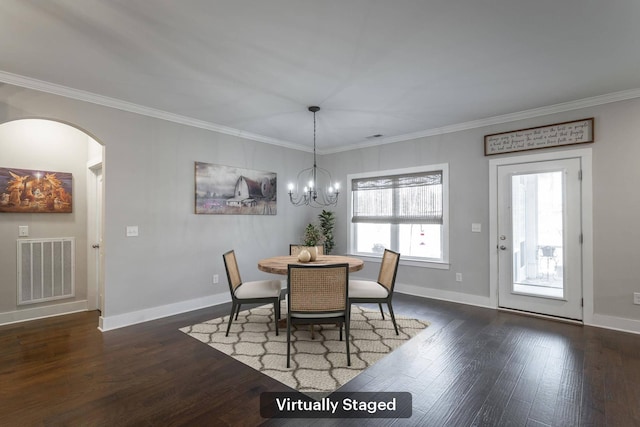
[{"x1": 511, "y1": 171, "x2": 564, "y2": 298}]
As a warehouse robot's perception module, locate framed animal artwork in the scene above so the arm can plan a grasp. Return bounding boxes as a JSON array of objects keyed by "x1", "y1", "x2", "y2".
[
  {"x1": 0, "y1": 167, "x2": 73, "y2": 213},
  {"x1": 195, "y1": 162, "x2": 277, "y2": 215}
]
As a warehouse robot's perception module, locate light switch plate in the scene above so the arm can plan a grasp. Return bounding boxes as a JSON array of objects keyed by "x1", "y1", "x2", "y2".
[
  {"x1": 18, "y1": 225, "x2": 29, "y2": 237},
  {"x1": 472, "y1": 223, "x2": 482, "y2": 233},
  {"x1": 126, "y1": 225, "x2": 139, "y2": 237},
  {"x1": 634, "y1": 292, "x2": 640, "y2": 305}
]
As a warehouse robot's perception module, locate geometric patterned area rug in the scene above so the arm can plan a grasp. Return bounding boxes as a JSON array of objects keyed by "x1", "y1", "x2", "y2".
[{"x1": 180, "y1": 302, "x2": 429, "y2": 395}]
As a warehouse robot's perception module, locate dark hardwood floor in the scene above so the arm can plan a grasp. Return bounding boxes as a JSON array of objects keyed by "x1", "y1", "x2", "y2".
[{"x1": 1, "y1": 294, "x2": 639, "y2": 426}]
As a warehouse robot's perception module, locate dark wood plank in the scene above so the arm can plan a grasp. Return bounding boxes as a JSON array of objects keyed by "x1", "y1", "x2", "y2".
[{"x1": 1, "y1": 294, "x2": 640, "y2": 426}]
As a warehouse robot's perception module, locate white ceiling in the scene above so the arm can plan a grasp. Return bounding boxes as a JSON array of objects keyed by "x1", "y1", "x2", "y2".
[{"x1": 1, "y1": 0, "x2": 639, "y2": 153}]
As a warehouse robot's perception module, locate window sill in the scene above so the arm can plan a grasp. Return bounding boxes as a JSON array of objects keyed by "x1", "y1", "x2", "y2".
[{"x1": 347, "y1": 254, "x2": 450, "y2": 270}]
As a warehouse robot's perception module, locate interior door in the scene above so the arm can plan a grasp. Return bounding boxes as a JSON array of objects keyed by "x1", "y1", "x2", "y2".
[
  {"x1": 87, "y1": 165, "x2": 104, "y2": 312},
  {"x1": 497, "y1": 158, "x2": 583, "y2": 320}
]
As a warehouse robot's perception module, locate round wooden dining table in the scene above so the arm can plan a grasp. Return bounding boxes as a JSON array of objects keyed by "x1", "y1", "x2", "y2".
[{"x1": 257, "y1": 254, "x2": 364, "y2": 275}]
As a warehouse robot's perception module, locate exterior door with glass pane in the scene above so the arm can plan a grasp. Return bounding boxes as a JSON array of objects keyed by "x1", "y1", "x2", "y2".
[{"x1": 497, "y1": 158, "x2": 582, "y2": 320}]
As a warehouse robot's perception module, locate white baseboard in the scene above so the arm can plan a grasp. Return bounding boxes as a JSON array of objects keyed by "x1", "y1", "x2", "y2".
[
  {"x1": 587, "y1": 313, "x2": 640, "y2": 335},
  {"x1": 0, "y1": 300, "x2": 88, "y2": 326},
  {"x1": 395, "y1": 282, "x2": 494, "y2": 309},
  {"x1": 98, "y1": 293, "x2": 231, "y2": 331},
  {"x1": 395, "y1": 282, "x2": 640, "y2": 335}
]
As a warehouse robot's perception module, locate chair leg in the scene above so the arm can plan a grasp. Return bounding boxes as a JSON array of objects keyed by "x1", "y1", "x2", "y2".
[
  {"x1": 379, "y1": 303, "x2": 385, "y2": 319},
  {"x1": 286, "y1": 317, "x2": 292, "y2": 368},
  {"x1": 387, "y1": 301, "x2": 399, "y2": 335},
  {"x1": 310, "y1": 324, "x2": 315, "y2": 340},
  {"x1": 226, "y1": 302, "x2": 237, "y2": 337},
  {"x1": 339, "y1": 322, "x2": 343, "y2": 341},
  {"x1": 234, "y1": 304, "x2": 241, "y2": 320},
  {"x1": 273, "y1": 300, "x2": 279, "y2": 336},
  {"x1": 345, "y1": 316, "x2": 351, "y2": 366}
]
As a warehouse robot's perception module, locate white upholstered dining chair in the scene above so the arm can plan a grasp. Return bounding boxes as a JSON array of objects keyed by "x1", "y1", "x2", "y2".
[
  {"x1": 222, "y1": 250, "x2": 283, "y2": 337},
  {"x1": 348, "y1": 249, "x2": 401, "y2": 335}
]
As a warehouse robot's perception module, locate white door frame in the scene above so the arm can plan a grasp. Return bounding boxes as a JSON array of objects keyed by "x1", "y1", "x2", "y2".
[
  {"x1": 489, "y1": 148, "x2": 593, "y2": 323},
  {"x1": 87, "y1": 160, "x2": 104, "y2": 312}
]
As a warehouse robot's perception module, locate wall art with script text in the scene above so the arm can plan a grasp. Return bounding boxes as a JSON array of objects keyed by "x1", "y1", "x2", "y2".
[{"x1": 484, "y1": 118, "x2": 594, "y2": 156}]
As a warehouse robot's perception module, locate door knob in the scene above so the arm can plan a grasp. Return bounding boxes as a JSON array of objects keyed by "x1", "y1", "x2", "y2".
[{"x1": 499, "y1": 245, "x2": 507, "y2": 250}]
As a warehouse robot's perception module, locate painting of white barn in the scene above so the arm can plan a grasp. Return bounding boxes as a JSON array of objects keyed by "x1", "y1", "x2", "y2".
[{"x1": 195, "y1": 162, "x2": 276, "y2": 215}]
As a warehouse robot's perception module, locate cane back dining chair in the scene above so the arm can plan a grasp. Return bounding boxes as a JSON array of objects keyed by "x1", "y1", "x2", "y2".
[
  {"x1": 222, "y1": 250, "x2": 283, "y2": 337},
  {"x1": 348, "y1": 249, "x2": 401, "y2": 335},
  {"x1": 288, "y1": 244, "x2": 326, "y2": 339},
  {"x1": 286, "y1": 263, "x2": 350, "y2": 368}
]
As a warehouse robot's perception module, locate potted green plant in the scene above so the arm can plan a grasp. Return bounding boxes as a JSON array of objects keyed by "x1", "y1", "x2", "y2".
[
  {"x1": 303, "y1": 223, "x2": 325, "y2": 261},
  {"x1": 318, "y1": 210, "x2": 335, "y2": 254}
]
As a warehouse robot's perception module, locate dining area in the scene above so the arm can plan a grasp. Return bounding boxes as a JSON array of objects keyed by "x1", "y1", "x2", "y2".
[{"x1": 221, "y1": 246, "x2": 401, "y2": 369}]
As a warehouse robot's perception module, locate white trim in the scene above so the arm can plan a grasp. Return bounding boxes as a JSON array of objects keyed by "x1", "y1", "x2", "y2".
[
  {"x1": 489, "y1": 148, "x2": 594, "y2": 320},
  {"x1": 397, "y1": 283, "x2": 639, "y2": 335},
  {"x1": 323, "y1": 88, "x2": 640, "y2": 154},
  {"x1": 350, "y1": 254, "x2": 450, "y2": 270},
  {"x1": 588, "y1": 314, "x2": 640, "y2": 335},
  {"x1": 98, "y1": 293, "x2": 230, "y2": 331},
  {"x1": 0, "y1": 70, "x2": 310, "y2": 153},
  {"x1": 87, "y1": 159, "x2": 102, "y2": 170},
  {"x1": 3, "y1": 70, "x2": 640, "y2": 155},
  {"x1": 0, "y1": 300, "x2": 88, "y2": 326},
  {"x1": 394, "y1": 282, "x2": 494, "y2": 309}
]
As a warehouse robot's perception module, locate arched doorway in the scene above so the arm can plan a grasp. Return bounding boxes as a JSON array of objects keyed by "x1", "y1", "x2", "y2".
[{"x1": 0, "y1": 118, "x2": 105, "y2": 325}]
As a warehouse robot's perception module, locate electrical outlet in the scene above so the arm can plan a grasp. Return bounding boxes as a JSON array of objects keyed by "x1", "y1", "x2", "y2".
[
  {"x1": 455, "y1": 273, "x2": 462, "y2": 282},
  {"x1": 634, "y1": 292, "x2": 640, "y2": 305},
  {"x1": 213, "y1": 274, "x2": 219, "y2": 284}
]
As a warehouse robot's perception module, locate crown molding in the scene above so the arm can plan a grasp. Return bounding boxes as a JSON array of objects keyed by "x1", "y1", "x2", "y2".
[
  {"x1": 3, "y1": 70, "x2": 639, "y2": 156},
  {"x1": 0, "y1": 70, "x2": 311, "y2": 153},
  {"x1": 320, "y1": 87, "x2": 640, "y2": 154}
]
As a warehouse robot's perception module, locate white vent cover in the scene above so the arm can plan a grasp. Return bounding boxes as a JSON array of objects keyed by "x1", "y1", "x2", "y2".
[{"x1": 17, "y1": 238, "x2": 75, "y2": 305}]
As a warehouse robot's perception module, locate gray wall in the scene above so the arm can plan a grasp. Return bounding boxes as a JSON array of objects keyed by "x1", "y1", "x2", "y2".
[
  {"x1": 325, "y1": 126, "x2": 491, "y2": 298},
  {"x1": 0, "y1": 85, "x2": 316, "y2": 325},
  {"x1": 325, "y1": 97, "x2": 640, "y2": 324},
  {"x1": 1, "y1": 83, "x2": 640, "y2": 329}
]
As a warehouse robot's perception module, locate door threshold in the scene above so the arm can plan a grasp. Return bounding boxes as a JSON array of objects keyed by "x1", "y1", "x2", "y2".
[{"x1": 498, "y1": 307, "x2": 583, "y2": 325}]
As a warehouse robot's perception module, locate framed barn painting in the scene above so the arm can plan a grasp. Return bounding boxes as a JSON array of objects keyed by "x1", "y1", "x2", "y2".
[
  {"x1": 0, "y1": 168, "x2": 73, "y2": 213},
  {"x1": 195, "y1": 162, "x2": 277, "y2": 215}
]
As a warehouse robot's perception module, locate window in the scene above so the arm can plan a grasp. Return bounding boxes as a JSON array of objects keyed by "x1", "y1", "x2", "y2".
[{"x1": 348, "y1": 164, "x2": 449, "y2": 266}]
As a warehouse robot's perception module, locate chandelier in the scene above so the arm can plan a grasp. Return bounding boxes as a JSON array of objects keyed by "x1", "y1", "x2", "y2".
[{"x1": 288, "y1": 106, "x2": 340, "y2": 207}]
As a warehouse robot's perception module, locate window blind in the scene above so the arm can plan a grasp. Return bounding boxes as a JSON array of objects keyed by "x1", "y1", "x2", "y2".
[{"x1": 352, "y1": 170, "x2": 443, "y2": 224}]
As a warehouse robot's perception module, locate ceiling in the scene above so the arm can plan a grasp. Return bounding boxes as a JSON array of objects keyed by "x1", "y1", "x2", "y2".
[{"x1": 1, "y1": 0, "x2": 639, "y2": 153}]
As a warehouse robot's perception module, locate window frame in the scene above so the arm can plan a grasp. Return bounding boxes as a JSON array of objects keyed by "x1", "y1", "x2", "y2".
[{"x1": 347, "y1": 163, "x2": 450, "y2": 269}]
